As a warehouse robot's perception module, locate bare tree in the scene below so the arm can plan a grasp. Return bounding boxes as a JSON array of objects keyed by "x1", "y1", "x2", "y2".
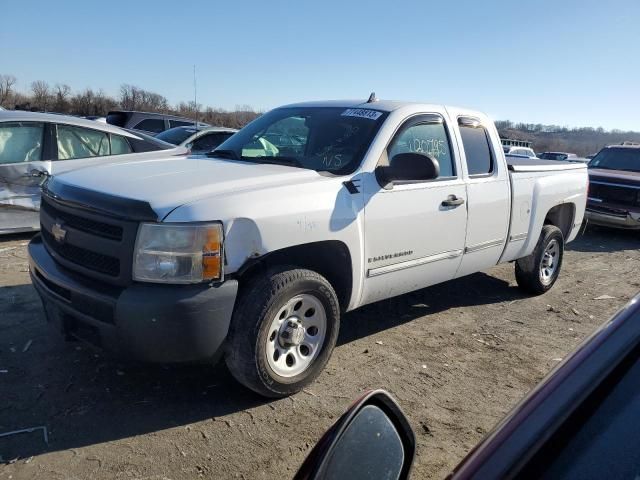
[
  {"x1": 119, "y1": 84, "x2": 169, "y2": 112},
  {"x1": 31, "y1": 80, "x2": 51, "y2": 111},
  {"x1": 53, "y1": 83, "x2": 71, "y2": 111},
  {"x1": 0, "y1": 74, "x2": 17, "y2": 107}
]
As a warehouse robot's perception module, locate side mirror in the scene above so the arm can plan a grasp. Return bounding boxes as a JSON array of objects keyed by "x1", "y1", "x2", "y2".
[
  {"x1": 375, "y1": 152, "x2": 440, "y2": 189},
  {"x1": 295, "y1": 390, "x2": 415, "y2": 480}
]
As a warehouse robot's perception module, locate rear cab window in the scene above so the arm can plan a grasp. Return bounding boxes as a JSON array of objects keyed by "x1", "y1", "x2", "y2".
[{"x1": 458, "y1": 118, "x2": 494, "y2": 176}]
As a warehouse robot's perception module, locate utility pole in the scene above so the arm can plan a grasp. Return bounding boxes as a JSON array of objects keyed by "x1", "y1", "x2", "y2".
[{"x1": 193, "y1": 64, "x2": 198, "y2": 128}]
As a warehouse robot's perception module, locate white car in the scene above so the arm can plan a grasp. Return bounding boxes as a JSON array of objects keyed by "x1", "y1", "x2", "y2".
[
  {"x1": 0, "y1": 111, "x2": 188, "y2": 234},
  {"x1": 503, "y1": 145, "x2": 537, "y2": 158},
  {"x1": 28, "y1": 99, "x2": 588, "y2": 397},
  {"x1": 155, "y1": 126, "x2": 238, "y2": 154}
]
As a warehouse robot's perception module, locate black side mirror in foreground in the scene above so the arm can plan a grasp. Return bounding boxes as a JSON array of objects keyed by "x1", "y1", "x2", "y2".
[
  {"x1": 294, "y1": 390, "x2": 416, "y2": 480},
  {"x1": 375, "y1": 152, "x2": 440, "y2": 189}
]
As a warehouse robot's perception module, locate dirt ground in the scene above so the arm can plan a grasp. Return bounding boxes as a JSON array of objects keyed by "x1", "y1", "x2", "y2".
[{"x1": 0, "y1": 226, "x2": 638, "y2": 479}]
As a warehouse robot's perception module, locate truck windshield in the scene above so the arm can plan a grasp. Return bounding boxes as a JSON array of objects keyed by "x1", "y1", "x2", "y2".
[
  {"x1": 589, "y1": 147, "x2": 640, "y2": 172},
  {"x1": 211, "y1": 106, "x2": 388, "y2": 174}
]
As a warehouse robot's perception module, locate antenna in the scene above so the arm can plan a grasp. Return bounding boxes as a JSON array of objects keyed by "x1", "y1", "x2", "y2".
[
  {"x1": 193, "y1": 64, "x2": 198, "y2": 128},
  {"x1": 367, "y1": 92, "x2": 378, "y2": 103}
]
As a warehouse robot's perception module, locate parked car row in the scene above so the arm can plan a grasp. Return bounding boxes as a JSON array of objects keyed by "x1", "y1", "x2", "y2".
[{"x1": 105, "y1": 110, "x2": 209, "y2": 136}]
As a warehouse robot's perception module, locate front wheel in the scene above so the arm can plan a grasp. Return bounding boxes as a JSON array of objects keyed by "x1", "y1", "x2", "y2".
[
  {"x1": 225, "y1": 267, "x2": 340, "y2": 398},
  {"x1": 515, "y1": 225, "x2": 564, "y2": 295}
]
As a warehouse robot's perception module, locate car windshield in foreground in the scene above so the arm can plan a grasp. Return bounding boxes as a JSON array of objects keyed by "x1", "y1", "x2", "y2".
[
  {"x1": 155, "y1": 127, "x2": 198, "y2": 145},
  {"x1": 211, "y1": 106, "x2": 389, "y2": 174},
  {"x1": 589, "y1": 147, "x2": 640, "y2": 172}
]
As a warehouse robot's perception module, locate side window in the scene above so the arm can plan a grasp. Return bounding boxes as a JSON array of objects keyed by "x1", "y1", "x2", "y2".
[
  {"x1": 459, "y1": 122, "x2": 494, "y2": 175},
  {"x1": 110, "y1": 134, "x2": 132, "y2": 155},
  {"x1": 191, "y1": 133, "x2": 233, "y2": 152},
  {"x1": 134, "y1": 118, "x2": 165, "y2": 133},
  {"x1": 387, "y1": 120, "x2": 455, "y2": 178},
  {"x1": 57, "y1": 125, "x2": 110, "y2": 160},
  {"x1": 0, "y1": 122, "x2": 44, "y2": 164},
  {"x1": 170, "y1": 120, "x2": 194, "y2": 129}
]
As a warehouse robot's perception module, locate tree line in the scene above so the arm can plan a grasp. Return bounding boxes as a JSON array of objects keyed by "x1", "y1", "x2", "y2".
[
  {"x1": 496, "y1": 121, "x2": 640, "y2": 156},
  {"x1": 0, "y1": 74, "x2": 259, "y2": 129},
  {"x1": 1, "y1": 73, "x2": 637, "y2": 151}
]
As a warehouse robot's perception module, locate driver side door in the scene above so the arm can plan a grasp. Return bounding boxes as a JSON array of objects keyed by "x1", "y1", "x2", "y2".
[{"x1": 360, "y1": 113, "x2": 468, "y2": 305}]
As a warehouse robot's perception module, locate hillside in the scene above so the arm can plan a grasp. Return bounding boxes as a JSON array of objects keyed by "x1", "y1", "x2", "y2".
[{"x1": 496, "y1": 121, "x2": 640, "y2": 156}]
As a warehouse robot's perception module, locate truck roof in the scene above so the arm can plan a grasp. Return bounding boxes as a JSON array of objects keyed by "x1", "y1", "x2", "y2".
[{"x1": 279, "y1": 99, "x2": 481, "y2": 116}]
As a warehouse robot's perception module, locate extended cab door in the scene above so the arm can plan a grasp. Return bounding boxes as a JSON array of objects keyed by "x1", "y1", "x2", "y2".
[
  {"x1": 360, "y1": 113, "x2": 468, "y2": 305},
  {"x1": 450, "y1": 112, "x2": 511, "y2": 277},
  {"x1": 0, "y1": 121, "x2": 53, "y2": 233}
]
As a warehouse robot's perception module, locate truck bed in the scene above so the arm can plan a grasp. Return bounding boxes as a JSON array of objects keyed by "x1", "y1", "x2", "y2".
[{"x1": 506, "y1": 156, "x2": 586, "y2": 172}]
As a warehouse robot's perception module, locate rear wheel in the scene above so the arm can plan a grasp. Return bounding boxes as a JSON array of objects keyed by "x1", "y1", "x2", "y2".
[
  {"x1": 225, "y1": 267, "x2": 340, "y2": 398},
  {"x1": 515, "y1": 225, "x2": 564, "y2": 295}
]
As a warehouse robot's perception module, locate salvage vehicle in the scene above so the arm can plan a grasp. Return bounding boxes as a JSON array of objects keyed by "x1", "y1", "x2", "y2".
[
  {"x1": 105, "y1": 110, "x2": 209, "y2": 136},
  {"x1": 296, "y1": 293, "x2": 640, "y2": 480},
  {"x1": 155, "y1": 126, "x2": 238, "y2": 154},
  {"x1": 28, "y1": 98, "x2": 588, "y2": 397},
  {"x1": 0, "y1": 111, "x2": 188, "y2": 234},
  {"x1": 586, "y1": 143, "x2": 640, "y2": 229}
]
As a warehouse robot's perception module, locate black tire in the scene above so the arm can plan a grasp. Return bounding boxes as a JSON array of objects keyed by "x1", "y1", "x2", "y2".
[
  {"x1": 515, "y1": 225, "x2": 564, "y2": 295},
  {"x1": 225, "y1": 266, "x2": 340, "y2": 398}
]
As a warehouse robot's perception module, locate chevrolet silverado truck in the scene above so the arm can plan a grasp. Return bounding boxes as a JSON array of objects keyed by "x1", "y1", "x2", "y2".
[{"x1": 28, "y1": 98, "x2": 588, "y2": 397}]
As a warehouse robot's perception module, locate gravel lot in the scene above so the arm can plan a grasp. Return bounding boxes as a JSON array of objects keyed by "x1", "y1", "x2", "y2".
[{"x1": 1, "y1": 227, "x2": 638, "y2": 479}]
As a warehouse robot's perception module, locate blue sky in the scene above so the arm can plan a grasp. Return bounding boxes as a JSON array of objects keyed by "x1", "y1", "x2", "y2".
[{"x1": 2, "y1": 0, "x2": 639, "y2": 130}]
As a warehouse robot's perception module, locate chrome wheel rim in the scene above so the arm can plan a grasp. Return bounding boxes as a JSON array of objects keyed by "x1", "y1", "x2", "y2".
[
  {"x1": 266, "y1": 293, "x2": 327, "y2": 378},
  {"x1": 540, "y1": 239, "x2": 560, "y2": 285}
]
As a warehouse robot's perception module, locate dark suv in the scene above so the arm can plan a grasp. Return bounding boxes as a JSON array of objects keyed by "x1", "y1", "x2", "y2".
[
  {"x1": 586, "y1": 144, "x2": 640, "y2": 229},
  {"x1": 106, "y1": 110, "x2": 209, "y2": 136}
]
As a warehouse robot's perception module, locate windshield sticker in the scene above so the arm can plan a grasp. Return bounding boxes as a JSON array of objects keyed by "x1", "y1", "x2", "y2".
[{"x1": 341, "y1": 108, "x2": 383, "y2": 120}]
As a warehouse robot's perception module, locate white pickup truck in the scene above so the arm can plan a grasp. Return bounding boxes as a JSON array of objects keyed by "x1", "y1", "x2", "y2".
[{"x1": 28, "y1": 99, "x2": 588, "y2": 397}]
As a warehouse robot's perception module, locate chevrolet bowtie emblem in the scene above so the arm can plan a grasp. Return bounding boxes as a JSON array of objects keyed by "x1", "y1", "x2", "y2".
[{"x1": 51, "y1": 222, "x2": 67, "y2": 243}]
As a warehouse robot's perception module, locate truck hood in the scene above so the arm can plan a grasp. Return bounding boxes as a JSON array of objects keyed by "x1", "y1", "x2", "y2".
[{"x1": 52, "y1": 157, "x2": 325, "y2": 219}]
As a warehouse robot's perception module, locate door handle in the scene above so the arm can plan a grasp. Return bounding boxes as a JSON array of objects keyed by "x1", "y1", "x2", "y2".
[
  {"x1": 22, "y1": 169, "x2": 49, "y2": 178},
  {"x1": 441, "y1": 195, "x2": 465, "y2": 207}
]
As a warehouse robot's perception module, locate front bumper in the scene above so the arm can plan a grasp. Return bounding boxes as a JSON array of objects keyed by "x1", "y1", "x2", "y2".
[
  {"x1": 28, "y1": 235, "x2": 238, "y2": 363},
  {"x1": 585, "y1": 206, "x2": 640, "y2": 230}
]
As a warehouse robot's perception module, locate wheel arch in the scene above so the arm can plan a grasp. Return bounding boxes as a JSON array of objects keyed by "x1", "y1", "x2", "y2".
[
  {"x1": 234, "y1": 240, "x2": 353, "y2": 311},
  {"x1": 543, "y1": 203, "x2": 576, "y2": 239}
]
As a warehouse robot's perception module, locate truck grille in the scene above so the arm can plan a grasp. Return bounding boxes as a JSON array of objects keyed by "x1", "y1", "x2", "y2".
[
  {"x1": 41, "y1": 229, "x2": 120, "y2": 276},
  {"x1": 41, "y1": 200, "x2": 123, "y2": 241},
  {"x1": 589, "y1": 181, "x2": 640, "y2": 207},
  {"x1": 40, "y1": 195, "x2": 139, "y2": 286}
]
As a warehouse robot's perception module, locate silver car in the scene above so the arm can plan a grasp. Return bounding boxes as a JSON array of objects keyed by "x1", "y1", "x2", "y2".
[
  {"x1": 0, "y1": 111, "x2": 188, "y2": 234},
  {"x1": 155, "y1": 126, "x2": 238, "y2": 154}
]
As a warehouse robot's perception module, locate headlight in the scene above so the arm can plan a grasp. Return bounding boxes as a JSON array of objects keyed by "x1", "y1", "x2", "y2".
[{"x1": 133, "y1": 223, "x2": 223, "y2": 284}]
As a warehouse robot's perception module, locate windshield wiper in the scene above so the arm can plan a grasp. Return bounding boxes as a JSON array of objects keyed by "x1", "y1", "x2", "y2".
[
  {"x1": 243, "y1": 156, "x2": 304, "y2": 168},
  {"x1": 208, "y1": 149, "x2": 239, "y2": 160}
]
